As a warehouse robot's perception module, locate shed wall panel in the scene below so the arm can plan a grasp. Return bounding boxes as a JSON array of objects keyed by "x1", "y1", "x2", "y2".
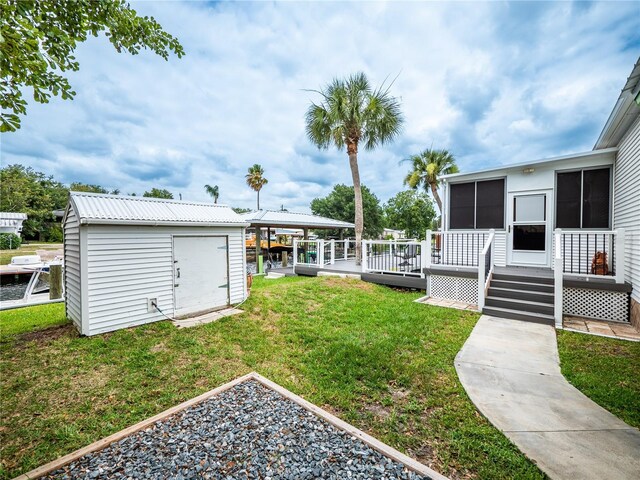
[
  {"x1": 63, "y1": 207, "x2": 82, "y2": 328},
  {"x1": 84, "y1": 225, "x2": 246, "y2": 335},
  {"x1": 614, "y1": 116, "x2": 640, "y2": 304}
]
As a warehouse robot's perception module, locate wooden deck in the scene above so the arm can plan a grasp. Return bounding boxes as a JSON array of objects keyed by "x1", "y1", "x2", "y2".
[{"x1": 289, "y1": 259, "x2": 426, "y2": 290}]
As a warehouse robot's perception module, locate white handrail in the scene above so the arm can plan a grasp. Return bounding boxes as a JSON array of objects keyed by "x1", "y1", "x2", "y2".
[{"x1": 477, "y1": 229, "x2": 495, "y2": 311}]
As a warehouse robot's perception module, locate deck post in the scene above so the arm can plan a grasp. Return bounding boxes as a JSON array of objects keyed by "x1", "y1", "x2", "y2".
[
  {"x1": 344, "y1": 239, "x2": 349, "y2": 260},
  {"x1": 425, "y1": 230, "x2": 432, "y2": 270},
  {"x1": 362, "y1": 240, "x2": 368, "y2": 273},
  {"x1": 554, "y1": 229, "x2": 563, "y2": 328},
  {"x1": 330, "y1": 239, "x2": 335, "y2": 265},
  {"x1": 615, "y1": 228, "x2": 625, "y2": 284},
  {"x1": 49, "y1": 263, "x2": 63, "y2": 300},
  {"x1": 478, "y1": 250, "x2": 486, "y2": 311},
  {"x1": 420, "y1": 241, "x2": 428, "y2": 278},
  {"x1": 318, "y1": 240, "x2": 324, "y2": 267}
]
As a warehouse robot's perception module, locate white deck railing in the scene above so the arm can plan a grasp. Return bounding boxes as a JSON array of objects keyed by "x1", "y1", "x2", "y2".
[
  {"x1": 362, "y1": 240, "x2": 426, "y2": 277},
  {"x1": 293, "y1": 239, "x2": 356, "y2": 268},
  {"x1": 555, "y1": 229, "x2": 623, "y2": 281},
  {"x1": 553, "y1": 228, "x2": 625, "y2": 328},
  {"x1": 477, "y1": 230, "x2": 496, "y2": 310},
  {"x1": 426, "y1": 230, "x2": 489, "y2": 268}
]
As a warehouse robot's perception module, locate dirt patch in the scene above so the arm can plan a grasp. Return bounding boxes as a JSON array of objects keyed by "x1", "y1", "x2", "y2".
[
  {"x1": 150, "y1": 342, "x2": 168, "y2": 353},
  {"x1": 390, "y1": 386, "x2": 410, "y2": 403},
  {"x1": 321, "y1": 277, "x2": 375, "y2": 291},
  {"x1": 15, "y1": 323, "x2": 76, "y2": 346},
  {"x1": 363, "y1": 403, "x2": 391, "y2": 420}
]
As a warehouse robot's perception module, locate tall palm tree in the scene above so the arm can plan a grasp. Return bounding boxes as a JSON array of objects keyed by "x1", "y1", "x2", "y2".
[
  {"x1": 245, "y1": 164, "x2": 268, "y2": 210},
  {"x1": 403, "y1": 148, "x2": 458, "y2": 215},
  {"x1": 305, "y1": 72, "x2": 404, "y2": 264},
  {"x1": 204, "y1": 184, "x2": 219, "y2": 204}
]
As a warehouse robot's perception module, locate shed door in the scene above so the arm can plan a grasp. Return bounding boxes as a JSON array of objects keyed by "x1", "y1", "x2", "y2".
[{"x1": 173, "y1": 236, "x2": 229, "y2": 317}]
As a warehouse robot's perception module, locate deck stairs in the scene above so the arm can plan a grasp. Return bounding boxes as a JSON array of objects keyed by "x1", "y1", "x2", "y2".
[{"x1": 483, "y1": 268, "x2": 555, "y2": 325}]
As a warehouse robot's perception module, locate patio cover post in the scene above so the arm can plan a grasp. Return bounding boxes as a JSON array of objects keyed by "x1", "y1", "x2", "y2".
[
  {"x1": 267, "y1": 227, "x2": 271, "y2": 262},
  {"x1": 256, "y1": 227, "x2": 263, "y2": 274}
]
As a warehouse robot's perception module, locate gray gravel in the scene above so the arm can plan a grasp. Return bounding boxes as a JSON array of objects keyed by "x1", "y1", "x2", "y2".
[{"x1": 43, "y1": 380, "x2": 432, "y2": 479}]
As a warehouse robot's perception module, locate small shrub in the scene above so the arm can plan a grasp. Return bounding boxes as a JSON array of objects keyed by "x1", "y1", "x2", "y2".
[{"x1": 0, "y1": 233, "x2": 22, "y2": 250}]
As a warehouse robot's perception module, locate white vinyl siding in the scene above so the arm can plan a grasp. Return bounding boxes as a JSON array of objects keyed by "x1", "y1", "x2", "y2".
[
  {"x1": 63, "y1": 207, "x2": 82, "y2": 328},
  {"x1": 80, "y1": 225, "x2": 246, "y2": 336},
  {"x1": 614, "y1": 116, "x2": 640, "y2": 303}
]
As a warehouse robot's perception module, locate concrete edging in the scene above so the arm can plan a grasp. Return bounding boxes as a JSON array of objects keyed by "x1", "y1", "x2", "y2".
[{"x1": 13, "y1": 372, "x2": 447, "y2": 480}]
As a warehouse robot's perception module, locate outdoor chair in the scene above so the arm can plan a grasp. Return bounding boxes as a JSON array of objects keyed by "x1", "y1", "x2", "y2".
[{"x1": 394, "y1": 244, "x2": 418, "y2": 270}]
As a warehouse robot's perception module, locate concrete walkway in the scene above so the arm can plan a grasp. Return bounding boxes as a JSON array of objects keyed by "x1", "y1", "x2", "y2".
[{"x1": 455, "y1": 315, "x2": 640, "y2": 480}]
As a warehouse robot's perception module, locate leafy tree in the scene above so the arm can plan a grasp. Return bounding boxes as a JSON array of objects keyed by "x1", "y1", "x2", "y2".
[
  {"x1": 232, "y1": 207, "x2": 252, "y2": 214},
  {"x1": 143, "y1": 188, "x2": 173, "y2": 199},
  {"x1": 245, "y1": 164, "x2": 268, "y2": 210},
  {"x1": 311, "y1": 184, "x2": 383, "y2": 239},
  {"x1": 305, "y1": 72, "x2": 403, "y2": 264},
  {"x1": 204, "y1": 184, "x2": 219, "y2": 204},
  {"x1": 70, "y1": 182, "x2": 109, "y2": 193},
  {"x1": 0, "y1": 164, "x2": 67, "y2": 240},
  {"x1": 383, "y1": 190, "x2": 436, "y2": 240},
  {"x1": 1, "y1": 0, "x2": 184, "y2": 132},
  {"x1": 403, "y1": 148, "x2": 459, "y2": 215}
]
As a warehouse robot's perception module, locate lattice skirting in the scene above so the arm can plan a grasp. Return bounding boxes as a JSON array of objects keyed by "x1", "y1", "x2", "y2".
[
  {"x1": 429, "y1": 275, "x2": 478, "y2": 305},
  {"x1": 563, "y1": 287, "x2": 629, "y2": 322}
]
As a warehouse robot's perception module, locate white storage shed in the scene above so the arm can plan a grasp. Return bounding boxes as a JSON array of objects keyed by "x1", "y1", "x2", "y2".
[{"x1": 63, "y1": 192, "x2": 249, "y2": 336}]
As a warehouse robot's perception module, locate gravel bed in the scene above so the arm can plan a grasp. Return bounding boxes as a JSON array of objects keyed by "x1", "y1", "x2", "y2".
[{"x1": 42, "y1": 380, "x2": 433, "y2": 480}]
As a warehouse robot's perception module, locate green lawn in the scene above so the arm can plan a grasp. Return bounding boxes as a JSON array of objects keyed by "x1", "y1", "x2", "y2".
[
  {"x1": 1, "y1": 276, "x2": 545, "y2": 479},
  {"x1": 557, "y1": 329, "x2": 640, "y2": 428}
]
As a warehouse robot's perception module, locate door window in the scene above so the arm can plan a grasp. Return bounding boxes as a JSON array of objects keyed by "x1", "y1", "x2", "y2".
[{"x1": 512, "y1": 194, "x2": 546, "y2": 252}]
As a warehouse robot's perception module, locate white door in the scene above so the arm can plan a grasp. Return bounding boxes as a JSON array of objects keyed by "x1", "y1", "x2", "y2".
[
  {"x1": 173, "y1": 236, "x2": 229, "y2": 317},
  {"x1": 507, "y1": 192, "x2": 551, "y2": 267}
]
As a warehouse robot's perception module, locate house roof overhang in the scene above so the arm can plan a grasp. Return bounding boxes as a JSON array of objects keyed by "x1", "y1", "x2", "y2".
[
  {"x1": 594, "y1": 58, "x2": 640, "y2": 149},
  {"x1": 439, "y1": 147, "x2": 618, "y2": 183}
]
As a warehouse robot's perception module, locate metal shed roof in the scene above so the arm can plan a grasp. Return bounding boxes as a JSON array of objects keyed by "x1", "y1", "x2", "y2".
[
  {"x1": 67, "y1": 192, "x2": 249, "y2": 227},
  {"x1": 0, "y1": 212, "x2": 27, "y2": 220},
  {"x1": 239, "y1": 210, "x2": 354, "y2": 229}
]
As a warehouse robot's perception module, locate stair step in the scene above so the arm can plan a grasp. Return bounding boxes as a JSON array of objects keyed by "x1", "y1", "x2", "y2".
[
  {"x1": 485, "y1": 296, "x2": 554, "y2": 315},
  {"x1": 482, "y1": 306, "x2": 555, "y2": 326},
  {"x1": 488, "y1": 287, "x2": 554, "y2": 304},
  {"x1": 492, "y1": 272, "x2": 554, "y2": 285},
  {"x1": 489, "y1": 279, "x2": 554, "y2": 293}
]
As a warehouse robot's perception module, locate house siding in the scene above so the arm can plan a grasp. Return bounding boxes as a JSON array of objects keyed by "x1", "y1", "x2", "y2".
[
  {"x1": 81, "y1": 225, "x2": 246, "y2": 336},
  {"x1": 614, "y1": 116, "x2": 640, "y2": 326},
  {"x1": 63, "y1": 206, "x2": 82, "y2": 329}
]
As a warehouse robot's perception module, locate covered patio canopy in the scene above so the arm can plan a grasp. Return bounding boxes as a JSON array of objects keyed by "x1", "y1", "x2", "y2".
[
  {"x1": 239, "y1": 210, "x2": 354, "y2": 269},
  {"x1": 240, "y1": 210, "x2": 354, "y2": 231}
]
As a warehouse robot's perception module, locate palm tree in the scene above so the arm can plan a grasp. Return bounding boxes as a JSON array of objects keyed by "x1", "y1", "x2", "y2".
[
  {"x1": 305, "y1": 72, "x2": 404, "y2": 264},
  {"x1": 403, "y1": 148, "x2": 458, "y2": 215},
  {"x1": 245, "y1": 164, "x2": 268, "y2": 210},
  {"x1": 204, "y1": 184, "x2": 219, "y2": 204}
]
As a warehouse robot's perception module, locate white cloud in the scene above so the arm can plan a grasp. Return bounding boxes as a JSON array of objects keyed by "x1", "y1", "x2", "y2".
[{"x1": 2, "y1": 1, "x2": 638, "y2": 212}]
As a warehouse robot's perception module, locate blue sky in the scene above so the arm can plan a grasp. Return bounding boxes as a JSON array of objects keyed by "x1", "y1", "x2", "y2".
[{"x1": 3, "y1": 1, "x2": 639, "y2": 212}]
